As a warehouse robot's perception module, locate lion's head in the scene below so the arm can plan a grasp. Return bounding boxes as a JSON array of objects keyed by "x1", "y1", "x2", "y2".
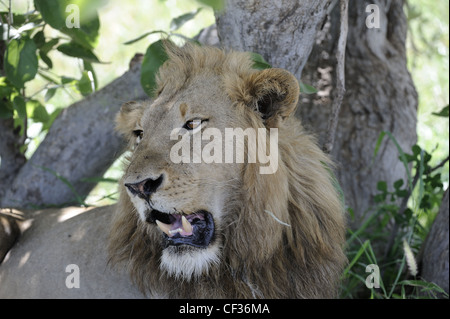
[{"x1": 108, "y1": 43, "x2": 347, "y2": 298}]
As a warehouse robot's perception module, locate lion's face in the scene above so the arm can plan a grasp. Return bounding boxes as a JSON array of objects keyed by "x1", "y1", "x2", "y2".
[
  {"x1": 115, "y1": 45, "x2": 300, "y2": 280},
  {"x1": 117, "y1": 74, "x2": 248, "y2": 279}
]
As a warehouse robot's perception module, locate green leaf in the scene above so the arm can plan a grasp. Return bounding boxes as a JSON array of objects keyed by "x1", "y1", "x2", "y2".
[
  {"x1": 141, "y1": 40, "x2": 169, "y2": 97},
  {"x1": 432, "y1": 105, "x2": 449, "y2": 117},
  {"x1": 374, "y1": 193, "x2": 386, "y2": 203},
  {"x1": 34, "y1": 0, "x2": 66, "y2": 29},
  {"x1": 373, "y1": 131, "x2": 386, "y2": 161},
  {"x1": 393, "y1": 179, "x2": 404, "y2": 190},
  {"x1": 13, "y1": 95, "x2": 27, "y2": 120},
  {"x1": 63, "y1": 15, "x2": 100, "y2": 49},
  {"x1": 170, "y1": 8, "x2": 202, "y2": 31},
  {"x1": 45, "y1": 88, "x2": 57, "y2": 102},
  {"x1": 4, "y1": 38, "x2": 38, "y2": 88},
  {"x1": 196, "y1": 0, "x2": 225, "y2": 11},
  {"x1": 57, "y1": 42, "x2": 100, "y2": 63},
  {"x1": 0, "y1": 102, "x2": 14, "y2": 119},
  {"x1": 123, "y1": 30, "x2": 167, "y2": 45},
  {"x1": 0, "y1": 79, "x2": 14, "y2": 118},
  {"x1": 377, "y1": 181, "x2": 388, "y2": 192},
  {"x1": 299, "y1": 81, "x2": 318, "y2": 94},
  {"x1": 32, "y1": 30, "x2": 46, "y2": 48},
  {"x1": 411, "y1": 144, "x2": 421, "y2": 157},
  {"x1": 39, "y1": 51, "x2": 53, "y2": 68},
  {"x1": 61, "y1": 76, "x2": 77, "y2": 85},
  {"x1": 28, "y1": 100, "x2": 50, "y2": 123},
  {"x1": 250, "y1": 52, "x2": 271, "y2": 70},
  {"x1": 76, "y1": 71, "x2": 95, "y2": 96},
  {"x1": 13, "y1": 95, "x2": 27, "y2": 135},
  {"x1": 83, "y1": 61, "x2": 98, "y2": 90},
  {"x1": 39, "y1": 38, "x2": 60, "y2": 54},
  {"x1": 34, "y1": 0, "x2": 101, "y2": 49},
  {"x1": 396, "y1": 189, "x2": 408, "y2": 198}
]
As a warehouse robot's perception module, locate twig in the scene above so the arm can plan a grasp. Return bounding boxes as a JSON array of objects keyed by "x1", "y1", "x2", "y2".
[
  {"x1": 427, "y1": 155, "x2": 449, "y2": 174},
  {"x1": 323, "y1": 0, "x2": 349, "y2": 154}
]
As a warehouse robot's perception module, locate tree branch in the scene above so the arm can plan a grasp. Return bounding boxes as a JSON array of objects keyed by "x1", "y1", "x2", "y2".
[{"x1": 323, "y1": 0, "x2": 348, "y2": 154}]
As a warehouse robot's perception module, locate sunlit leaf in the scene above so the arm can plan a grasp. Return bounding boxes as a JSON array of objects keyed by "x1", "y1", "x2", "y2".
[
  {"x1": 299, "y1": 81, "x2": 318, "y2": 94},
  {"x1": 4, "y1": 38, "x2": 38, "y2": 88},
  {"x1": 28, "y1": 100, "x2": 50, "y2": 123},
  {"x1": 170, "y1": 8, "x2": 202, "y2": 31},
  {"x1": 196, "y1": 0, "x2": 225, "y2": 11},
  {"x1": 34, "y1": 0, "x2": 101, "y2": 49},
  {"x1": 432, "y1": 105, "x2": 449, "y2": 117},
  {"x1": 250, "y1": 52, "x2": 271, "y2": 70},
  {"x1": 57, "y1": 42, "x2": 100, "y2": 63},
  {"x1": 77, "y1": 71, "x2": 95, "y2": 96},
  {"x1": 141, "y1": 40, "x2": 169, "y2": 97}
]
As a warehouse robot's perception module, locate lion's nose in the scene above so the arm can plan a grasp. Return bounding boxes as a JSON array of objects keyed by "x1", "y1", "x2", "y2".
[{"x1": 125, "y1": 175, "x2": 164, "y2": 198}]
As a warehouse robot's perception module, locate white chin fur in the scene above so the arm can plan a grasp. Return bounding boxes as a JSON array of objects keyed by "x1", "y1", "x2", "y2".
[{"x1": 160, "y1": 244, "x2": 220, "y2": 281}]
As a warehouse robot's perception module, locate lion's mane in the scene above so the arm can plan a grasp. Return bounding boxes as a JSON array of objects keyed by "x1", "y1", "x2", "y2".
[{"x1": 108, "y1": 44, "x2": 347, "y2": 298}]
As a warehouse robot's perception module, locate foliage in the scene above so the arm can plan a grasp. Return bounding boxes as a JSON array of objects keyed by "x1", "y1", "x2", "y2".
[
  {"x1": 341, "y1": 114, "x2": 449, "y2": 298},
  {"x1": 0, "y1": 0, "x2": 105, "y2": 155}
]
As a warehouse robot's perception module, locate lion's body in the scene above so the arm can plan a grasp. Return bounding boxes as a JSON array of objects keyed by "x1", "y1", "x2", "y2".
[{"x1": 108, "y1": 44, "x2": 347, "y2": 298}]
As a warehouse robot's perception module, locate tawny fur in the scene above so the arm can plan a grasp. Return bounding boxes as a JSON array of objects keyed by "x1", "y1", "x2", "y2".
[{"x1": 108, "y1": 43, "x2": 347, "y2": 298}]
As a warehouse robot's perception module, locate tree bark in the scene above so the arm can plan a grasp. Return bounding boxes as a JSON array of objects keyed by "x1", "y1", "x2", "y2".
[
  {"x1": 0, "y1": 119, "x2": 27, "y2": 201},
  {"x1": 0, "y1": 62, "x2": 147, "y2": 209},
  {"x1": 216, "y1": 0, "x2": 331, "y2": 79},
  {"x1": 420, "y1": 189, "x2": 449, "y2": 296},
  {"x1": 299, "y1": 0, "x2": 417, "y2": 225}
]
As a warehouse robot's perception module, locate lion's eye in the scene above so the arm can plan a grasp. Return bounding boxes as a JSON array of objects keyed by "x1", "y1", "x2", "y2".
[
  {"x1": 133, "y1": 129, "x2": 143, "y2": 139},
  {"x1": 183, "y1": 119, "x2": 207, "y2": 131}
]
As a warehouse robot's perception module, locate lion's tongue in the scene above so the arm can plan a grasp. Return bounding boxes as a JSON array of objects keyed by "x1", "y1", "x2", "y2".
[{"x1": 156, "y1": 215, "x2": 193, "y2": 237}]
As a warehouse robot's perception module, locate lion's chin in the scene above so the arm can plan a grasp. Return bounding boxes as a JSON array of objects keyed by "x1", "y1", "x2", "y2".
[
  {"x1": 160, "y1": 244, "x2": 221, "y2": 281},
  {"x1": 146, "y1": 210, "x2": 219, "y2": 280}
]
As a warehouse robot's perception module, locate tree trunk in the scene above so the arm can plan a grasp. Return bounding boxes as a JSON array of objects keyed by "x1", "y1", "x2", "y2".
[
  {"x1": 0, "y1": 119, "x2": 27, "y2": 201},
  {"x1": 420, "y1": 189, "x2": 449, "y2": 296},
  {"x1": 217, "y1": 0, "x2": 417, "y2": 226},
  {"x1": 0, "y1": 62, "x2": 147, "y2": 209},
  {"x1": 299, "y1": 0, "x2": 417, "y2": 225},
  {"x1": 216, "y1": 0, "x2": 331, "y2": 79}
]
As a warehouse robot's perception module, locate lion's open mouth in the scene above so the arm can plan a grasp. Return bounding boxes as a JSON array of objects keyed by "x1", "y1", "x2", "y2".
[{"x1": 147, "y1": 210, "x2": 215, "y2": 248}]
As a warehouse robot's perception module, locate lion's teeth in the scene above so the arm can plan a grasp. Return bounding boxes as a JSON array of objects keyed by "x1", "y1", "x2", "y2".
[
  {"x1": 169, "y1": 228, "x2": 182, "y2": 235},
  {"x1": 155, "y1": 220, "x2": 172, "y2": 237},
  {"x1": 181, "y1": 215, "x2": 193, "y2": 234}
]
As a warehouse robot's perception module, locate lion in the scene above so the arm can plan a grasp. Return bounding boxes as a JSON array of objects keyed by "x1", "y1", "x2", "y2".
[{"x1": 108, "y1": 42, "x2": 347, "y2": 299}]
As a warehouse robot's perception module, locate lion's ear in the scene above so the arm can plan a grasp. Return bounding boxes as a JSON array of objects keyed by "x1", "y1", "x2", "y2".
[
  {"x1": 246, "y1": 68, "x2": 300, "y2": 128},
  {"x1": 115, "y1": 101, "x2": 144, "y2": 137}
]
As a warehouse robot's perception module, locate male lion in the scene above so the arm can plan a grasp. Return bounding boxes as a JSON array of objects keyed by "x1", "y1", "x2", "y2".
[{"x1": 108, "y1": 43, "x2": 347, "y2": 298}]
